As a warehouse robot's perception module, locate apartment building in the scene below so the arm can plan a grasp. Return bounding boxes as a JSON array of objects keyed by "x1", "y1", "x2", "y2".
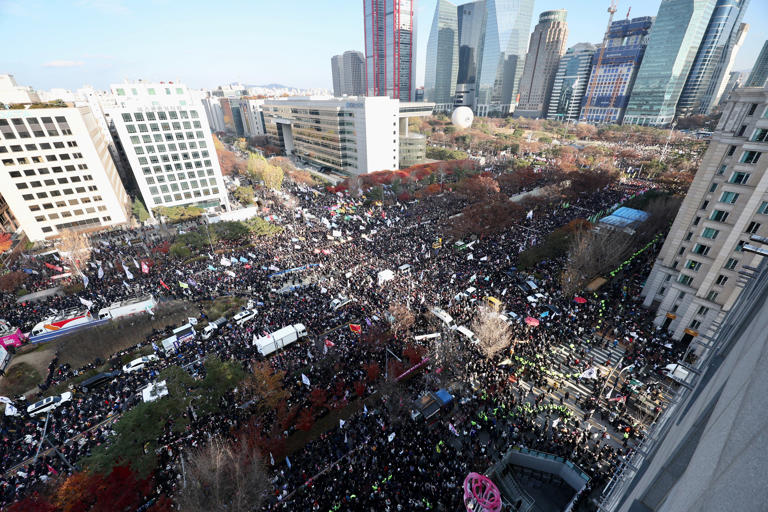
[
  {"x1": 0, "y1": 106, "x2": 130, "y2": 241},
  {"x1": 106, "y1": 81, "x2": 229, "y2": 214},
  {"x1": 641, "y1": 84, "x2": 768, "y2": 345},
  {"x1": 262, "y1": 96, "x2": 432, "y2": 175}
]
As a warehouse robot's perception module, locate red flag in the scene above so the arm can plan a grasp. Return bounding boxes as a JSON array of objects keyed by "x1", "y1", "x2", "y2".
[
  {"x1": 159, "y1": 279, "x2": 170, "y2": 290},
  {"x1": 349, "y1": 324, "x2": 362, "y2": 334},
  {"x1": 45, "y1": 262, "x2": 63, "y2": 272},
  {"x1": 141, "y1": 261, "x2": 150, "y2": 274},
  {"x1": 324, "y1": 339, "x2": 335, "y2": 348},
  {"x1": 47, "y1": 464, "x2": 58, "y2": 475}
]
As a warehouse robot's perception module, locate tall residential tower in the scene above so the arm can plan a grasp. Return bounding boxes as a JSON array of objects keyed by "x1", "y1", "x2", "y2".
[{"x1": 364, "y1": 0, "x2": 417, "y2": 101}]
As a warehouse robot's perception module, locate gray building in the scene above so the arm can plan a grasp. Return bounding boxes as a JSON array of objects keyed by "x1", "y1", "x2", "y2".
[
  {"x1": 745, "y1": 40, "x2": 768, "y2": 87},
  {"x1": 641, "y1": 84, "x2": 768, "y2": 344},
  {"x1": 677, "y1": 0, "x2": 750, "y2": 117},
  {"x1": 332, "y1": 51, "x2": 366, "y2": 97},
  {"x1": 475, "y1": 0, "x2": 535, "y2": 116},
  {"x1": 716, "y1": 69, "x2": 748, "y2": 108},
  {"x1": 623, "y1": 0, "x2": 717, "y2": 127},
  {"x1": 605, "y1": 248, "x2": 768, "y2": 512},
  {"x1": 547, "y1": 42, "x2": 596, "y2": 122},
  {"x1": 424, "y1": 0, "x2": 459, "y2": 111},
  {"x1": 364, "y1": 0, "x2": 417, "y2": 101},
  {"x1": 455, "y1": 0, "x2": 486, "y2": 108},
  {"x1": 516, "y1": 10, "x2": 569, "y2": 119}
]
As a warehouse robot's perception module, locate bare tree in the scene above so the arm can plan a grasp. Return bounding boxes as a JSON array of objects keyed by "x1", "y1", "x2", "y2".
[
  {"x1": 388, "y1": 303, "x2": 415, "y2": 338},
  {"x1": 176, "y1": 437, "x2": 268, "y2": 512},
  {"x1": 471, "y1": 306, "x2": 513, "y2": 359},
  {"x1": 56, "y1": 228, "x2": 92, "y2": 278},
  {"x1": 560, "y1": 226, "x2": 636, "y2": 296}
]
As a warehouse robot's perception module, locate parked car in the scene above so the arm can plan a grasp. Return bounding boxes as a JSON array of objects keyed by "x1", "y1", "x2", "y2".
[
  {"x1": 27, "y1": 392, "x2": 72, "y2": 417},
  {"x1": 78, "y1": 370, "x2": 121, "y2": 392},
  {"x1": 122, "y1": 354, "x2": 159, "y2": 374},
  {"x1": 233, "y1": 309, "x2": 257, "y2": 326}
]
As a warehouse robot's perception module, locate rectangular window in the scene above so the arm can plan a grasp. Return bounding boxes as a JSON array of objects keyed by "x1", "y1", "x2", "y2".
[
  {"x1": 709, "y1": 183, "x2": 718, "y2": 193},
  {"x1": 693, "y1": 216, "x2": 701, "y2": 226},
  {"x1": 748, "y1": 103, "x2": 758, "y2": 116},
  {"x1": 706, "y1": 290, "x2": 719, "y2": 302},
  {"x1": 697, "y1": 306, "x2": 709, "y2": 316},
  {"x1": 693, "y1": 244, "x2": 710, "y2": 256},
  {"x1": 702, "y1": 228, "x2": 719, "y2": 239},
  {"x1": 719, "y1": 191, "x2": 739, "y2": 204},
  {"x1": 725, "y1": 258, "x2": 738, "y2": 270},
  {"x1": 701, "y1": 200, "x2": 709, "y2": 210},
  {"x1": 709, "y1": 210, "x2": 729, "y2": 222},
  {"x1": 678, "y1": 274, "x2": 694, "y2": 286},
  {"x1": 752, "y1": 128, "x2": 768, "y2": 142},
  {"x1": 685, "y1": 260, "x2": 702, "y2": 272},
  {"x1": 729, "y1": 172, "x2": 750, "y2": 184},
  {"x1": 740, "y1": 151, "x2": 761, "y2": 164},
  {"x1": 717, "y1": 164, "x2": 727, "y2": 175},
  {"x1": 715, "y1": 275, "x2": 728, "y2": 286},
  {"x1": 746, "y1": 221, "x2": 760, "y2": 234},
  {"x1": 689, "y1": 319, "x2": 701, "y2": 330},
  {"x1": 736, "y1": 241, "x2": 745, "y2": 252},
  {"x1": 736, "y1": 125, "x2": 747, "y2": 137},
  {"x1": 758, "y1": 201, "x2": 768, "y2": 215}
]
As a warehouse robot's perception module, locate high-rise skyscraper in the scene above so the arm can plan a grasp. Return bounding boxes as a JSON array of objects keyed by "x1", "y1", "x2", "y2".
[
  {"x1": 623, "y1": 0, "x2": 717, "y2": 127},
  {"x1": 677, "y1": 0, "x2": 750, "y2": 117},
  {"x1": 745, "y1": 40, "x2": 768, "y2": 87},
  {"x1": 454, "y1": 0, "x2": 486, "y2": 109},
  {"x1": 475, "y1": 0, "x2": 535, "y2": 116},
  {"x1": 547, "y1": 42, "x2": 596, "y2": 122},
  {"x1": 425, "y1": 0, "x2": 459, "y2": 111},
  {"x1": 332, "y1": 51, "x2": 366, "y2": 97},
  {"x1": 364, "y1": 0, "x2": 417, "y2": 101},
  {"x1": 516, "y1": 10, "x2": 569, "y2": 119},
  {"x1": 641, "y1": 85, "x2": 768, "y2": 343},
  {"x1": 331, "y1": 55, "x2": 344, "y2": 97},
  {"x1": 580, "y1": 17, "x2": 654, "y2": 124}
]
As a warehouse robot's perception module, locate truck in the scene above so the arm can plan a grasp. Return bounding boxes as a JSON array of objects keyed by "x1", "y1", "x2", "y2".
[
  {"x1": 98, "y1": 295, "x2": 156, "y2": 320},
  {"x1": 410, "y1": 389, "x2": 454, "y2": 421},
  {"x1": 253, "y1": 323, "x2": 307, "y2": 356},
  {"x1": 0, "y1": 320, "x2": 26, "y2": 349},
  {"x1": 30, "y1": 309, "x2": 93, "y2": 338},
  {"x1": 202, "y1": 317, "x2": 227, "y2": 340},
  {"x1": 160, "y1": 323, "x2": 196, "y2": 354}
]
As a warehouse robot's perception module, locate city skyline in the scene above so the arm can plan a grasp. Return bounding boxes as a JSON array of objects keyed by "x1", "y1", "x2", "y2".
[{"x1": 1, "y1": 0, "x2": 766, "y2": 93}]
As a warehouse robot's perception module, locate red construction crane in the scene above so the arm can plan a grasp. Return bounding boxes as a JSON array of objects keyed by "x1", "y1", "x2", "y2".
[{"x1": 581, "y1": 0, "x2": 618, "y2": 122}]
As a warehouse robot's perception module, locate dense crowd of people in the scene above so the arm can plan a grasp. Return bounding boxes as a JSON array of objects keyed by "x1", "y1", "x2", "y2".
[{"x1": 0, "y1": 166, "x2": 685, "y2": 510}]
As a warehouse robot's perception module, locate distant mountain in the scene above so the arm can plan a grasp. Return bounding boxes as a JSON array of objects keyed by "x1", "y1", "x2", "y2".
[{"x1": 247, "y1": 83, "x2": 290, "y2": 89}]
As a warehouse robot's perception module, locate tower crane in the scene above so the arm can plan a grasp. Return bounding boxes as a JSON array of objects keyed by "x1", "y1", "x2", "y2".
[{"x1": 581, "y1": 0, "x2": 618, "y2": 122}]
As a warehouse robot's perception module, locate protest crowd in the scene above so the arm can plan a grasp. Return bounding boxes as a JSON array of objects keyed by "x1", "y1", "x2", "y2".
[{"x1": 0, "y1": 163, "x2": 686, "y2": 511}]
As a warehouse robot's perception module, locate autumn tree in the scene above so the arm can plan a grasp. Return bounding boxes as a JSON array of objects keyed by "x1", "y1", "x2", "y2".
[
  {"x1": 176, "y1": 437, "x2": 268, "y2": 512},
  {"x1": 242, "y1": 361, "x2": 289, "y2": 416},
  {"x1": 388, "y1": 303, "x2": 415, "y2": 338},
  {"x1": 234, "y1": 185, "x2": 255, "y2": 205},
  {"x1": 0, "y1": 232, "x2": 13, "y2": 253},
  {"x1": 471, "y1": 306, "x2": 513, "y2": 359},
  {"x1": 247, "y1": 153, "x2": 284, "y2": 190},
  {"x1": 53, "y1": 466, "x2": 151, "y2": 512},
  {"x1": 56, "y1": 228, "x2": 92, "y2": 278},
  {"x1": 0, "y1": 270, "x2": 27, "y2": 292},
  {"x1": 131, "y1": 198, "x2": 150, "y2": 223},
  {"x1": 457, "y1": 175, "x2": 500, "y2": 201}
]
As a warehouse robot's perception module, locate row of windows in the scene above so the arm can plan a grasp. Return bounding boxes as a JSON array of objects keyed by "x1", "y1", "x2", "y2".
[
  {"x1": 116, "y1": 87, "x2": 185, "y2": 97},
  {"x1": 8, "y1": 164, "x2": 89, "y2": 177},
  {"x1": 20, "y1": 185, "x2": 98, "y2": 201},
  {"x1": 145, "y1": 170, "x2": 213, "y2": 183},
  {"x1": 0, "y1": 140, "x2": 77, "y2": 153},
  {"x1": 151, "y1": 187, "x2": 219, "y2": 205},
  {"x1": 35, "y1": 207, "x2": 107, "y2": 223},
  {"x1": 148, "y1": 179, "x2": 214, "y2": 195},
  {"x1": 128, "y1": 134, "x2": 207, "y2": 149},
  {"x1": 28, "y1": 193, "x2": 101, "y2": 212},
  {"x1": 15, "y1": 174, "x2": 93, "y2": 189},
  {"x1": 120, "y1": 110, "x2": 198, "y2": 122},
  {"x1": 3, "y1": 152, "x2": 83, "y2": 166},
  {"x1": 0, "y1": 116, "x2": 72, "y2": 140}
]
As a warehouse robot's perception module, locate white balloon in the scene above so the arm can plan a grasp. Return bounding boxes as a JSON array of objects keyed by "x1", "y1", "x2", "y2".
[{"x1": 451, "y1": 107, "x2": 474, "y2": 129}]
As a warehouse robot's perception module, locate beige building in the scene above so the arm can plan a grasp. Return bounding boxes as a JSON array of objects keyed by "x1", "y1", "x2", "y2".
[
  {"x1": 641, "y1": 84, "x2": 768, "y2": 346},
  {"x1": 515, "y1": 10, "x2": 568, "y2": 119}
]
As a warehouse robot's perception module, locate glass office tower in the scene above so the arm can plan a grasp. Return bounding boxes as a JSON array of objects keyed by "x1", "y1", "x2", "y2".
[
  {"x1": 474, "y1": 0, "x2": 535, "y2": 116},
  {"x1": 425, "y1": 0, "x2": 459, "y2": 111},
  {"x1": 547, "y1": 42, "x2": 596, "y2": 122},
  {"x1": 677, "y1": 0, "x2": 750, "y2": 116},
  {"x1": 623, "y1": 0, "x2": 716, "y2": 127},
  {"x1": 364, "y1": 0, "x2": 417, "y2": 101}
]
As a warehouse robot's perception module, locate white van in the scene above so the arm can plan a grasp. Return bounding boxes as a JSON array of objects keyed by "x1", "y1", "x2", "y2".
[
  {"x1": 27, "y1": 392, "x2": 72, "y2": 417},
  {"x1": 430, "y1": 307, "x2": 454, "y2": 327},
  {"x1": 233, "y1": 309, "x2": 256, "y2": 326},
  {"x1": 456, "y1": 326, "x2": 479, "y2": 345},
  {"x1": 398, "y1": 264, "x2": 412, "y2": 273}
]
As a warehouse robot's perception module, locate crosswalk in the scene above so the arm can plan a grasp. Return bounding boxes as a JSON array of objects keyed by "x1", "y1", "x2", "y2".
[{"x1": 546, "y1": 338, "x2": 626, "y2": 398}]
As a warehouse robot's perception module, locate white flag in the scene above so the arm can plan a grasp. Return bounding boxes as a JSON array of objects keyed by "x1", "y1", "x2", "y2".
[
  {"x1": 269, "y1": 452, "x2": 275, "y2": 465},
  {"x1": 122, "y1": 280, "x2": 130, "y2": 290},
  {"x1": 4, "y1": 403, "x2": 18, "y2": 416},
  {"x1": 339, "y1": 419, "x2": 345, "y2": 428},
  {"x1": 580, "y1": 367, "x2": 598, "y2": 380},
  {"x1": 133, "y1": 257, "x2": 140, "y2": 269},
  {"x1": 301, "y1": 373, "x2": 310, "y2": 386},
  {"x1": 82, "y1": 273, "x2": 89, "y2": 288},
  {"x1": 79, "y1": 297, "x2": 93, "y2": 309},
  {"x1": 124, "y1": 264, "x2": 134, "y2": 280},
  {"x1": 526, "y1": 210, "x2": 534, "y2": 220},
  {"x1": 188, "y1": 317, "x2": 198, "y2": 326},
  {"x1": 552, "y1": 418, "x2": 561, "y2": 428},
  {"x1": 0, "y1": 397, "x2": 13, "y2": 405},
  {"x1": 363, "y1": 404, "x2": 368, "y2": 415},
  {"x1": 97, "y1": 266, "x2": 104, "y2": 279},
  {"x1": 388, "y1": 432, "x2": 396, "y2": 442},
  {"x1": 285, "y1": 456, "x2": 291, "y2": 469}
]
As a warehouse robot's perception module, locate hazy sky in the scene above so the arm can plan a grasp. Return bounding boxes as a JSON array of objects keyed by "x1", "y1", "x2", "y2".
[{"x1": 0, "y1": 0, "x2": 765, "y2": 92}]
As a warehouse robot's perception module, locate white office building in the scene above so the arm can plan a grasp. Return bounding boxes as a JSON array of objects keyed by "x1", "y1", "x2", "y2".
[
  {"x1": 106, "y1": 81, "x2": 229, "y2": 214},
  {"x1": 262, "y1": 96, "x2": 433, "y2": 175},
  {"x1": 0, "y1": 106, "x2": 130, "y2": 241},
  {"x1": 0, "y1": 74, "x2": 41, "y2": 104}
]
